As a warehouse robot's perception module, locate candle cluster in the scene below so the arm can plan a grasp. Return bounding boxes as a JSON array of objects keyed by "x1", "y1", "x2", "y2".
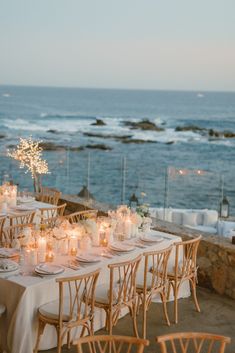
[{"x1": 0, "y1": 183, "x2": 17, "y2": 211}]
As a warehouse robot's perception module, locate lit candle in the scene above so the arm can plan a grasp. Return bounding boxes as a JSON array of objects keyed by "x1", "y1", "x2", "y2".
[
  {"x1": 70, "y1": 247, "x2": 77, "y2": 256},
  {"x1": 125, "y1": 218, "x2": 132, "y2": 239},
  {"x1": 38, "y1": 236, "x2": 46, "y2": 262},
  {"x1": 46, "y1": 251, "x2": 54, "y2": 262},
  {"x1": 69, "y1": 235, "x2": 78, "y2": 255}
]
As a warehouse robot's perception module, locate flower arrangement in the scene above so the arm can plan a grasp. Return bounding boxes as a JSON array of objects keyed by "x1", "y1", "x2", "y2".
[
  {"x1": 8, "y1": 137, "x2": 49, "y2": 192},
  {"x1": 136, "y1": 192, "x2": 150, "y2": 217}
]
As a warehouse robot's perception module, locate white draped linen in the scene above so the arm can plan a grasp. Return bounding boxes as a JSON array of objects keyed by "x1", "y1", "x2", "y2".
[{"x1": 0, "y1": 231, "x2": 190, "y2": 353}]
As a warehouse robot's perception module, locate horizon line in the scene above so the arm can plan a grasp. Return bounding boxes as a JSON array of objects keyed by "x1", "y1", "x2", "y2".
[{"x1": 0, "y1": 82, "x2": 235, "y2": 94}]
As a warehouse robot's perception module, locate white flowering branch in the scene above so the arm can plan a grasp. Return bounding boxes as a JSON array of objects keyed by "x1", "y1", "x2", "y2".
[{"x1": 8, "y1": 137, "x2": 49, "y2": 192}]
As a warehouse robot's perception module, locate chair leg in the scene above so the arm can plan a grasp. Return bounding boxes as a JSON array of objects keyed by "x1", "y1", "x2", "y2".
[
  {"x1": 67, "y1": 330, "x2": 71, "y2": 349},
  {"x1": 34, "y1": 319, "x2": 46, "y2": 353},
  {"x1": 56, "y1": 326, "x2": 62, "y2": 353},
  {"x1": 142, "y1": 302, "x2": 147, "y2": 339},
  {"x1": 173, "y1": 284, "x2": 179, "y2": 324},
  {"x1": 160, "y1": 292, "x2": 170, "y2": 326},
  {"x1": 132, "y1": 304, "x2": 139, "y2": 338},
  {"x1": 190, "y1": 278, "x2": 201, "y2": 313}
]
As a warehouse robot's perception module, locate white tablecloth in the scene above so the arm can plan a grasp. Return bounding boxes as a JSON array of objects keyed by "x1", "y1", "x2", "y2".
[
  {"x1": 3, "y1": 200, "x2": 54, "y2": 228},
  {"x1": 0, "y1": 231, "x2": 190, "y2": 353}
]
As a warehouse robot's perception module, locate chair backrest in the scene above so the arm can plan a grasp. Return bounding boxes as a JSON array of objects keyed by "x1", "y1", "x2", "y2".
[
  {"x1": 40, "y1": 203, "x2": 66, "y2": 228},
  {"x1": 66, "y1": 210, "x2": 98, "y2": 223},
  {"x1": 8, "y1": 211, "x2": 36, "y2": 226},
  {"x1": 2, "y1": 223, "x2": 34, "y2": 247},
  {"x1": 0, "y1": 216, "x2": 6, "y2": 233},
  {"x1": 37, "y1": 187, "x2": 61, "y2": 205},
  {"x1": 108, "y1": 254, "x2": 142, "y2": 308},
  {"x1": 156, "y1": 332, "x2": 231, "y2": 353},
  {"x1": 76, "y1": 335, "x2": 149, "y2": 353},
  {"x1": 142, "y1": 245, "x2": 172, "y2": 293},
  {"x1": 174, "y1": 236, "x2": 202, "y2": 278},
  {"x1": 56, "y1": 269, "x2": 100, "y2": 327}
]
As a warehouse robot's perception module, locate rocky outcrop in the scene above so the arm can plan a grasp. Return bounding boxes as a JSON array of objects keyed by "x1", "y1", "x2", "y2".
[
  {"x1": 91, "y1": 119, "x2": 106, "y2": 126},
  {"x1": 123, "y1": 119, "x2": 165, "y2": 131},
  {"x1": 175, "y1": 125, "x2": 206, "y2": 132},
  {"x1": 85, "y1": 144, "x2": 112, "y2": 151}
]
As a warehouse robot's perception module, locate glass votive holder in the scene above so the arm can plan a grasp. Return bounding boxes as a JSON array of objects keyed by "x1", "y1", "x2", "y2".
[
  {"x1": 46, "y1": 251, "x2": 55, "y2": 262},
  {"x1": 70, "y1": 247, "x2": 77, "y2": 256}
]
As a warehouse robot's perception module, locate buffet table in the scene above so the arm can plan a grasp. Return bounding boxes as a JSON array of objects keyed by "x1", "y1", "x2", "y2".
[{"x1": 0, "y1": 230, "x2": 189, "y2": 353}]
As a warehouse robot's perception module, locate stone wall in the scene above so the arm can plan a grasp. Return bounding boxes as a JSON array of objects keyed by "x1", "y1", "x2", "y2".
[{"x1": 60, "y1": 195, "x2": 235, "y2": 300}]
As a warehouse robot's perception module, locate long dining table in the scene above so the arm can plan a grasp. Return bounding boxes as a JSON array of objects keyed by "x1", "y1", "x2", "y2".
[{"x1": 0, "y1": 230, "x2": 190, "y2": 353}]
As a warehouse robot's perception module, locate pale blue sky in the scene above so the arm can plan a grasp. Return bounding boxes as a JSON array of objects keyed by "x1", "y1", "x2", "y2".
[{"x1": 1, "y1": 0, "x2": 235, "y2": 91}]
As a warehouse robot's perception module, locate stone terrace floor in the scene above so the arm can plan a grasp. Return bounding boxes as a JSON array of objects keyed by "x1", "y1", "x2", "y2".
[{"x1": 41, "y1": 287, "x2": 235, "y2": 353}]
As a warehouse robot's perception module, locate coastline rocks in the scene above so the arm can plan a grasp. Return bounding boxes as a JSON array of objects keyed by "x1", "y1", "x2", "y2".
[
  {"x1": 47, "y1": 129, "x2": 59, "y2": 134},
  {"x1": 83, "y1": 132, "x2": 132, "y2": 140},
  {"x1": 91, "y1": 119, "x2": 106, "y2": 126},
  {"x1": 38, "y1": 142, "x2": 84, "y2": 151},
  {"x1": 209, "y1": 129, "x2": 235, "y2": 139},
  {"x1": 122, "y1": 139, "x2": 157, "y2": 144},
  {"x1": 123, "y1": 119, "x2": 164, "y2": 131},
  {"x1": 175, "y1": 125, "x2": 205, "y2": 132},
  {"x1": 0, "y1": 134, "x2": 6, "y2": 139},
  {"x1": 85, "y1": 144, "x2": 112, "y2": 151}
]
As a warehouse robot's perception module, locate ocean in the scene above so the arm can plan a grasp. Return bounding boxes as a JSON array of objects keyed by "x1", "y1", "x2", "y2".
[{"x1": 0, "y1": 85, "x2": 235, "y2": 214}]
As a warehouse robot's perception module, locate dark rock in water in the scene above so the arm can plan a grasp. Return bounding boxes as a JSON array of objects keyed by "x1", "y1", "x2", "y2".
[
  {"x1": 83, "y1": 132, "x2": 133, "y2": 140},
  {"x1": 166, "y1": 141, "x2": 175, "y2": 145},
  {"x1": 123, "y1": 119, "x2": 164, "y2": 131},
  {"x1": 91, "y1": 119, "x2": 106, "y2": 126},
  {"x1": 175, "y1": 125, "x2": 205, "y2": 132},
  {"x1": 122, "y1": 139, "x2": 157, "y2": 144},
  {"x1": 208, "y1": 129, "x2": 220, "y2": 138},
  {"x1": 0, "y1": 134, "x2": 6, "y2": 139},
  {"x1": 223, "y1": 131, "x2": 235, "y2": 138},
  {"x1": 77, "y1": 186, "x2": 95, "y2": 199},
  {"x1": 39, "y1": 142, "x2": 66, "y2": 151},
  {"x1": 69, "y1": 146, "x2": 84, "y2": 151},
  {"x1": 39, "y1": 142, "x2": 83, "y2": 151},
  {"x1": 85, "y1": 144, "x2": 112, "y2": 151},
  {"x1": 208, "y1": 129, "x2": 235, "y2": 139},
  {"x1": 47, "y1": 129, "x2": 59, "y2": 134}
]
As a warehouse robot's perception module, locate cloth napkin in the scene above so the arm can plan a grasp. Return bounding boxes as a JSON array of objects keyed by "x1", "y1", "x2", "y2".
[
  {"x1": 0, "y1": 259, "x2": 19, "y2": 271},
  {"x1": 0, "y1": 248, "x2": 18, "y2": 258}
]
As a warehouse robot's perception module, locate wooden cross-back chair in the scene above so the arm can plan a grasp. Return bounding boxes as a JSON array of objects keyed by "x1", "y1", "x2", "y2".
[
  {"x1": 39, "y1": 203, "x2": 66, "y2": 228},
  {"x1": 66, "y1": 210, "x2": 98, "y2": 224},
  {"x1": 2, "y1": 223, "x2": 34, "y2": 247},
  {"x1": 34, "y1": 269, "x2": 100, "y2": 353},
  {"x1": 156, "y1": 332, "x2": 231, "y2": 353},
  {"x1": 76, "y1": 335, "x2": 149, "y2": 353},
  {"x1": 136, "y1": 245, "x2": 173, "y2": 338},
  {"x1": 37, "y1": 186, "x2": 61, "y2": 205},
  {"x1": 168, "y1": 236, "x2": 202, "y2": 323},
  {"x1": 7, "y1": 211, "x2": 36, "y2": 227},
  {"x1": 94, "y1": 254, "x2": 142, "y2": 337}
]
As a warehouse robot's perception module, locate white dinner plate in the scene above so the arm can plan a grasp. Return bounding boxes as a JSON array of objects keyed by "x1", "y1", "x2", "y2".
[
  {"x1": 35, "y1": 263, "x2": 64, "y2": 275},
  {"x1": 17, "y1": 196, "x2": 35, "y2": 203},
  {"x1": 10, "y1": 205, "x2": 35, "y2": 212},
  {"x1": 109, "y1": 242, "x2": 135, "y2": 252},
  {"x1": 139, "y1": 235, "x2": 163, "y2": 243},
  {"x1": 76, "y1": 254, "x2": 101, "y2": 263}
]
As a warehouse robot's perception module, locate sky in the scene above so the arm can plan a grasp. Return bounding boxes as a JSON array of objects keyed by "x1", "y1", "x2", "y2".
[{"x1": 0, "y1": 0, "x2": 235, "y2": 91}]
